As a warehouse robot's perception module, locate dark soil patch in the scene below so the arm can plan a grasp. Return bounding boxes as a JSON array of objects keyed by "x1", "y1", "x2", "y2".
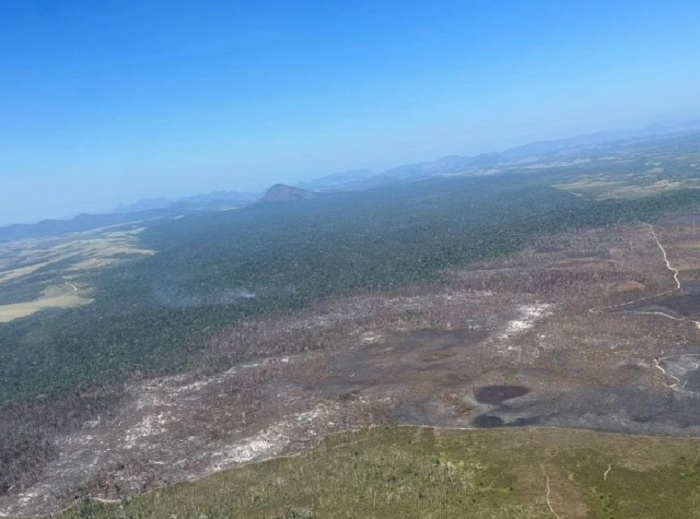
[
  {"x1": 684, "y1": 371, "x2": 700, "y2": 392},
  {"x1": 321, "y1": 328, "x2": 489, "y2": 394},
  {"x1": 626, "y1": 293, "x2": 700, "y2": 318},
  {"x1": 474, "y1": 385, "x2": 529, "y2": 405},
  {"x1": 472, "y1": 415, "x2": 504, "y2": 427},
  {"x1": 472, "y1": 387, "x2": 700, "y2": 436},
  {"x1": 317, "y1": 327, "x2": 492, "y2": 427}
]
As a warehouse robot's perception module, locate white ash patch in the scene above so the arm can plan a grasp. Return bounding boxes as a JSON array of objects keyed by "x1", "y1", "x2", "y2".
[
  {"x1": 207, "y1": 429, "x2": 285, "y2": 470},
  {"x1": 500, "y1": 304, "x2": 553, "y2": 340},
  {"x1": 659, "y1": 355, "x2": 700, "y2": 392},
  {"x1": 124, "y1": 412, "x2": 171, "y2": 448},
  {"x1": 168, "y1": 378, "x2": 213, "y2": 394},
  {"x1": 0, "y1": 355, "x2": 314, "y2": 517},
  {"x1": 361, "y1": 332, "x2": 382, "y2": 344},
  {"x1": 204, "y1": 404, "x2": 336, "y2": 474}
]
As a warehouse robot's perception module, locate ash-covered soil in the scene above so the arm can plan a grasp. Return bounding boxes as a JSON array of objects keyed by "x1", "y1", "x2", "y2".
[
  {"x1": 626, "y1": 292, "x2": 700, "y2": 319},
  {"x1": 474, "y1": 385, "x2": 529, "y2": 405},
  {"x1": 4, "y1": 217, "x2": 700, "y2": 516}
]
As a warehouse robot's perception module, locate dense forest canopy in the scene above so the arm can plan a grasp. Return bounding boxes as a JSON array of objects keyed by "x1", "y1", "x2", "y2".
[{"x1": 2, "y1": 171, "x2": 700, "y2": 406}]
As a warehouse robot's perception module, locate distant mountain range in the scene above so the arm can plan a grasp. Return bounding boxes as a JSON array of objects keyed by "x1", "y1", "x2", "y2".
[
  {"x1": 2, "y1": 121, "x2": 700, "y2": 244},
  {"x1": 0, "y1": 208, "x2": 184, "y2": 244},
  {"x1": 116, "y1": 190, "x2": 259, "y2": 213},
  {"x1": 296, "y1": 169, "x2": 377, "y2": 191},
  {"x1": 297, "y1": 119, "x2": 700, "y2": 191}
]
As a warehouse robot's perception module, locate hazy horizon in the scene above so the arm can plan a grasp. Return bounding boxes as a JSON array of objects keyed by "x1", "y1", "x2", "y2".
[
  {"x1": 3, "y1": 117, "x2": 700, "y2": 226},
  {"x1": 2, "y1": 1, "x2": 700, "y2": 225}
]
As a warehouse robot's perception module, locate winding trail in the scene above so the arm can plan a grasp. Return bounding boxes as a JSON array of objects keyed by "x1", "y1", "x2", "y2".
[
  {"x1": 541, "y1": 452, "x2": 562, "y2": 519},
  {"x1": 543, "y1": 471, "x2": 561, "y2": 519},
  {"x1": 649, "y1": 225, "x2": 682, "y2": 291},
  {"x1": 590, "y1": 223, "x2": 700, "y2": 388},
  {"x1": 653, "y1": 358, "x2": 681, "y2": 387},
  {"x1": 589, "y1": 223, "x2": 700, "y2": 328},
  {"x1": 588, "y1": 224, "x2": 681, "y2": 315},
  {"x1": 637, "y1": 225, "x2": 700, "y2": 333}
]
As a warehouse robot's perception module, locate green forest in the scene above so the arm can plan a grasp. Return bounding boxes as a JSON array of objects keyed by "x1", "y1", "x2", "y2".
[{"x1": 2, "y1": 172, "x2": 700, "y2": 406}]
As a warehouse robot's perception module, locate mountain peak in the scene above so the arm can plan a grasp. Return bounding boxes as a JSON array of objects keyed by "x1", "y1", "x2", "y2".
[{"x1": 261, "y1": 184, "x2": 316, "y2": 202}]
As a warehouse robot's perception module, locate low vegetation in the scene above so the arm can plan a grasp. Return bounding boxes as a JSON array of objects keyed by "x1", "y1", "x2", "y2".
[{"x1": 59, "y1": 426, "x2": 700, "y2": 519}]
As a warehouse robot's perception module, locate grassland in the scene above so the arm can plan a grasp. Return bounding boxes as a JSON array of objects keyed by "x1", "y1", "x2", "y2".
[
  {"x1": 0, "y1": 227, "x2": 153, "y2": 323},
  {"x1": 59, "y1": 426, "x2": 700, "y2": 519},
  {"x1": 554, "y1": 176, "x2": 700, "y2": 200},
  {"x1": 0, "y1": 289, "x2": 90, "y2": 323}
]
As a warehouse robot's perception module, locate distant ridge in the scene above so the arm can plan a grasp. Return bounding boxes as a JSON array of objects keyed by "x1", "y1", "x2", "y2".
[
  {"x1": 0, "y1": 208, "x2": 179, "y2": 244},
  {"x1": 261, "y1": 184, "x2": 316, "y2": 202},
  {"x1": 0, "y1": 190, "x2": 263, "y2": 244},
  {"x1": 297, "y1": 121, "x2": 700, "y2": 191},
  {"x1": 297, "y1": 169, "x2": 376, "y2": 191},
  {"x1": 116, "y1": 190, "x2": 259, "y2": 213},
  {"x1": 5, "y1": 122, "x2": 700, "y2": 238}
]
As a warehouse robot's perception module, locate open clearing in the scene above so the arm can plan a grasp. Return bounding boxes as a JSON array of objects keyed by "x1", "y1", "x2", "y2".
[
  {"x1": 0, "y1": 227, "x2": 154, "y2": 322},
  {"x1": 555, "y1": 175, "x2": 700, "y2": 200},
  {"x1": 0, "y1": 289, "x2": 91, "y2": 323}
]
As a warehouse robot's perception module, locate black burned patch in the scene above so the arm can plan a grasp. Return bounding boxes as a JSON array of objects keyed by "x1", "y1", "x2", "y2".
[
  {"x1": 320, "y1": 327, "x2": 489, "y2": 395},
  {"x1": 682, "y1": 280, "x2": 700, "y2": 296},
  {"x1": 685, "y1": 371, "x2": 700, "y2": 392},
  {"x1": 317, "y1": 327, "x2": 493, "y2": 427},
  {"x1": 475, "y1": 385, "x2": 529, "y2": 405},
  {"x1": 624, "y1": 292, "x2": 700, "y2": 319},
  {"x1": 471, "y1": 386, "x2": 700, "y2": 436},
  {"x1": 473, "y1": 415, "x2": 504, "y2": 427},
  {"x1": 472, "y1": 415, "x2": 538, "y2": 428}
]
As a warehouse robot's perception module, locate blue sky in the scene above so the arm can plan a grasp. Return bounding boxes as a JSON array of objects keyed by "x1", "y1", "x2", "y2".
[{"x1": 1, "y1": 0, "x2": 699, "y2": 224}]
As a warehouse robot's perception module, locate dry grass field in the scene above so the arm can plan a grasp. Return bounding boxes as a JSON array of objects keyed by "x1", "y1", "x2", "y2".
[{"x1": 0, "y1": 227, "x2": 154, "y2": 322}]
